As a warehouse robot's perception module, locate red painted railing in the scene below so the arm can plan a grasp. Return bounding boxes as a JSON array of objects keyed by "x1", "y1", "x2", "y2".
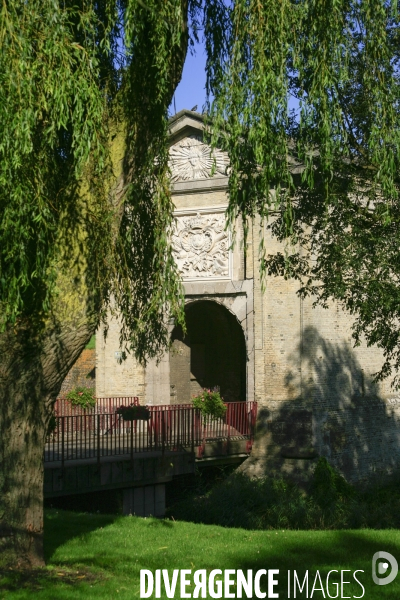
[
  {"x1": 54, "y1": 396, "x2": 140, "y2": 417},
  {"x1": 46, "y1": 401, "x2": 257, "y2": 465},
  {"x1": 45, "y1": 406, "x2": 198, "y2": 465}
]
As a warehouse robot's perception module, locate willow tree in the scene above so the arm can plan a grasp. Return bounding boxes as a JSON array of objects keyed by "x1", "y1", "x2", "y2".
[
  {"x1": 0, "y1": 0, "x2": 191, "y2": 567},
  {"x1": 205, "y1": 0, "x2": 400, "y2": 384},
  {"x1": 1, "y1": 0, "x2": 400, "y2": 567}
]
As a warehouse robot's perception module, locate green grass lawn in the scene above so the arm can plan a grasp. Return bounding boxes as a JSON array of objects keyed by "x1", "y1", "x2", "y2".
[
  {"x1": 85, "y1": 335, "x2": 96, "y2": 350},
  {"x1": 1, "y1": 510, "x2": 400, "y2": 599}
]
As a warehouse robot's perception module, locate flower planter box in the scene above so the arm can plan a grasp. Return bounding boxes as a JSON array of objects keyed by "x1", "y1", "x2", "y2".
[
  {"x1": 192, "y1": 388, "x2": 227, "y2": 420},
  {"x1": 116, "y1": 406, "x2": 150, "y2": 421}
]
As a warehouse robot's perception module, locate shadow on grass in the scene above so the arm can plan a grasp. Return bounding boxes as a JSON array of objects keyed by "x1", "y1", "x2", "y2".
[
  {"x1": 236, "y1": 529, "x2": 400, "y2": 598},
  {"x1": 43, "y1": 516, "x2": 399, "y2": 599},
  {"x1": 146, "y1": 519, "x2": 175, "y2": 529},
  {"x1": 5, "y1": 510, "x2": 399, "y2": 599},
  {"x1": 0, "y1": 510, "x2": 116, "y2": 594},
  {"x1": 0, "y1": 565, "x2": 101, "y2": 594},
  {"x1": 44, "y1": 509, "x2": 116, "y2": 563}
]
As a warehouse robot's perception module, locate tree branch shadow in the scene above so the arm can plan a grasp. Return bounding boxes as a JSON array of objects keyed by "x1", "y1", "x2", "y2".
[{"x1": 250, "y1": 325, "x2": 400, "y2": 485}]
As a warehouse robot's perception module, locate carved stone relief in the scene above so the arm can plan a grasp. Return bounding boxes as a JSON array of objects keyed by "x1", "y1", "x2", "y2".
[
  {"x1": 169, "y1": 137, "x2": 229, "y2": 182},
  {"x1": 172, "y1": 212, "x2": 230, "y2": 279}
]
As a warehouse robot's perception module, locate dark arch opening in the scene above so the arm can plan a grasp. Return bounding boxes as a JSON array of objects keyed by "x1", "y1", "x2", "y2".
[{"x1": 169, "y1": 300, "x2": 246, "y2": 404}]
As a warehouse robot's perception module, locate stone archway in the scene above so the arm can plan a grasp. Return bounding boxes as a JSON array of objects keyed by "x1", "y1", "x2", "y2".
[{"x1": 169, "y1": 300, "x2": 247, "y2": 404}]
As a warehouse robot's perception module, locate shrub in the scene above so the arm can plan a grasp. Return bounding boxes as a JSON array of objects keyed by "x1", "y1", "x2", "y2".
[
  {"x1": 167, "y1": 458, "x2": 400, "y2": 530},
  {"x1": 167, "y1": 471, "x2": 315, "y2": 529},
  {"x1": 192, "y1": 388, "x2": 227, "y2": 419},
  {"x1": 66, "y1": 386, "x2": 96, "y2": 409}
]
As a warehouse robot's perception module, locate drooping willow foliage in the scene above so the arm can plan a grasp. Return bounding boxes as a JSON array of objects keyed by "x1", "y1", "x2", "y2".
[
  {"x1": 205, "y1": 0, "x2": 400, "y2": 220},
  {"x1": 0, "y1": 0, "x2": 196, "y2": 360},
  {"x1": 0, "y1": 0, "x2": 117, "y2": 320},
  {"x1": 2, "y1": 0, "x2": 400, "y2": 370},
  {"x1": 204, "y1": 0, "x2": 400, "y2": 384}
]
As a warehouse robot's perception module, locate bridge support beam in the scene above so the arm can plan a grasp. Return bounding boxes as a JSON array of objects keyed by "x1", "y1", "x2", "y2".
[{"x1": 123, "y1": 484, "x2": 165, "y2": 518}]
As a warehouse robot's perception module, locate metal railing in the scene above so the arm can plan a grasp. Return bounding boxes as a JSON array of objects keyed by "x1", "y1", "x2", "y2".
[
  {"x1": 54, "y1": 396, "x2": 140, "y2": 417},
  {"x1": 45, "y1": 401, "x2": 257, "y2": 465}
]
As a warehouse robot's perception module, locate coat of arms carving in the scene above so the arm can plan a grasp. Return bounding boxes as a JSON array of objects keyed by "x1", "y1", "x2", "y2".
[{"x1": 172, "y1": 212, "x2": 230, "y2": 279}]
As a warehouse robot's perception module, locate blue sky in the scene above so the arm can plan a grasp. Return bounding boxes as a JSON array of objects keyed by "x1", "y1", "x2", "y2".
[
  {"x1": 169, "y1": 41, "x2": 299, "y2": 117},
  {"x1": 169, "y1": 42, "x2": 207, "y2": 116}
]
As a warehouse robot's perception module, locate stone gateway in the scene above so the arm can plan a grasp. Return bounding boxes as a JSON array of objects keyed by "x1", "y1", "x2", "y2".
[{"x1": 95, "y1": 110, "x2": 400, "y2": 484}]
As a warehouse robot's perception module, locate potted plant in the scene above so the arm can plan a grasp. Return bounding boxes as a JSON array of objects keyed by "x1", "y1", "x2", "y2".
[
  {"x1": 116, "y1": 405, "x2": 150, "y2": 421},
  {"x1": 192, "y1": 388, "x2": 227, "y2": 420}
]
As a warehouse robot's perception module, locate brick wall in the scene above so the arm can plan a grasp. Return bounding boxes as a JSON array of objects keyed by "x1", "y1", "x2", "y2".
[
  {"x1": 241, "y1": 226, "x2": 400, "y2": 484},
  {"x1": 95, "y1": 317, "x2": 145, "y2": 401},
  {"x1": 59, "y1": 348, "x2": 96, "y2": 397}
]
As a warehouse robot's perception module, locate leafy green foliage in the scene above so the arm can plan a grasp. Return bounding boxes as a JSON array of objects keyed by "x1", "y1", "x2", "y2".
[
  {"x1": 85, "y1": 335, "x2": 96, "y2": 350},
  {"x1": 107, "y1": 0, "x2": 196, "y2": 361},
  {"x1": 204, "y1": 1, "x2": 400, "y2": 384},
  {"x1": 0, "y1": 0, "x2": 117, "y2": 323},
  {"x1": 309, "y1": 457, "x2": 355, "y2": 511},
  {"x1": 206, "y1": 0, "x2": 400, "y2": 223},
  {"x1": 192, "y1": 388, "x2": 227, "y2": 419},
  {"x1": 66, "y1": 387, "x2": 96, "y2": 409},
  {"x1": 0, "y1": 0, "x2": 193, "y2": 362},
  {"x1": 2, "y1": 0, "x2": 400, "y2": 373},
  {"x1": 168, "y1": 459, "x2": 400, "y2": 530}
]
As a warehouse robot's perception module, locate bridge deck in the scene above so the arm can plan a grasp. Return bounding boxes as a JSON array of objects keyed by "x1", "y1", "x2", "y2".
[
  {"x1": 46, "y1": 401, "x2": 257, "y2": 464},
  {"x1": 44, "y1": 402, "x2": 257, "y2": 499},
  {"x1": 45, "y1": 424, "x2": 247, "y2": 463}
]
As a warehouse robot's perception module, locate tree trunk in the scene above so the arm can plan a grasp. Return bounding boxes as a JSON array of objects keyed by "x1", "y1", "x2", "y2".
[
  {"x1": 0, "y1": 379, "x2": 47, "y2": 567},
  {"x1": 0, "y1": 322, "x2": 95, "y2": 567}
]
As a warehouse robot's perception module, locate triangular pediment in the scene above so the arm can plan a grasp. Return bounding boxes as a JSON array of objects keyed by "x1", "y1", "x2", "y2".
[
  {"x1": 169, "y1": 136, "x2": 229, "y2": 182},
  {"x1": 167, "y1": 110, "x2": 229, "y2": 183}
]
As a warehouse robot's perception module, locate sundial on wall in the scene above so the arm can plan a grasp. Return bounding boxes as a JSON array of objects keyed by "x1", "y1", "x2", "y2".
[{"x1": 169, "y1": 137, "x2": 229, "y2": 182}]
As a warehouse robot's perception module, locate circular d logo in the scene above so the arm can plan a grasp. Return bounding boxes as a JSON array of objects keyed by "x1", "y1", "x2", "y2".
[{"x1": 372, "y1": 551, "x2": 398, "y2": 586}]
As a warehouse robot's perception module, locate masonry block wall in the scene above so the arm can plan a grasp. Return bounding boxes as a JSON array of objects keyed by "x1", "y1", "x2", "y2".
[
  {"x1": 241, "y1": 218, "x2": 400, "y2": 484},
  {"x1": 94, "y1": 110, "x2": 400, "y2": 485},
  {"x1": 301, "y1": 298, "x2": 400, "y2": 483},
  {"x1": 96, "y1": 316, "x2": 145, "y2": 401}
]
